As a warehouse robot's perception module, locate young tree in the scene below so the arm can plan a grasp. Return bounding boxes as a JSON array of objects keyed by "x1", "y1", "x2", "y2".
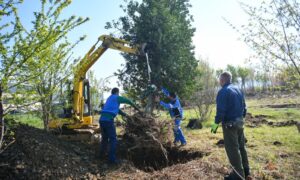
[
  {"x1": 87, "y1": 70, "x2": 109, "y2": 116},
  {"x1": 0, "y1": 0, "x2": 23, "y2": 129},
  {"x1": 230, "y1": 0, "x2": 300, "y2": 76},
  {"x1": 189, "y1": 58, "x2": 217, "y2": 128},
  {"x1": 0, "y1": 0, "x2": 88, "y2": 130},
  {"x1": 24, "y1": 1, "x2": 88, "y2": 130},
  {"x1": 0, "y1": 0, "x2": 24, "y2": 151},
  {"x1": 106, "y1": 0, "x2": 197, "y2": 113}
]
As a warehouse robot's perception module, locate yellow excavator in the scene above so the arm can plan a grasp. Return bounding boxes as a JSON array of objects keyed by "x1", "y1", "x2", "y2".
[{"x1": 48, "y1": 35, "x2": 146, "y2": 140}]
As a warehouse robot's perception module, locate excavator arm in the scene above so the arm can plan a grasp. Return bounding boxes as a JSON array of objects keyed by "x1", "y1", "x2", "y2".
[{"x1": 49, "y1": 35, "x2": 146, "y2": 130}]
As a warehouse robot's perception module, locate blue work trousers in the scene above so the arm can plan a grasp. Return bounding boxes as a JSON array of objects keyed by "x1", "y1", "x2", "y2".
[
  {"x1": 99, "y1": 120, "x2": 117, "y2": 163},
  {"x1": 173, "y1": 119, "x2": 186, "y2": 144}
]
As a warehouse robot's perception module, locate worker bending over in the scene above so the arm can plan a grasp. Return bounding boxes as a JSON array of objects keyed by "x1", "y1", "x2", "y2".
[
  {"x1": 99, "y1": 87, "x2": 139, "y2": 164},
  {"x1": 160, "y1": 87, "x2": 187, "y2": 146}
]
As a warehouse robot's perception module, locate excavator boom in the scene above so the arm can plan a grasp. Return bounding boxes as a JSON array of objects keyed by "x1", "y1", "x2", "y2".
[{"x1": 48, "y1": 35, "x2": 145, "y2": 132}]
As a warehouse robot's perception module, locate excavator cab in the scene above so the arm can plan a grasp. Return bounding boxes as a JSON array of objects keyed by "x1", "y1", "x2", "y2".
[
  {"x1": 82, "y1": 79, "x2": 91, "y2": 116},
  {"x1": 59, "y1": 79, "x2": 91, "y2": 118}
]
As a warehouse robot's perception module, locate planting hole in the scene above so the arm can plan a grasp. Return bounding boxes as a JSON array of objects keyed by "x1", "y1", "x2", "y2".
[{"x1": 118, "y1": 141, "x2": 208, "y2": 171}]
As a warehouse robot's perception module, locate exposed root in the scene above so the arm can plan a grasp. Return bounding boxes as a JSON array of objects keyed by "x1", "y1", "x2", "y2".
[{"x1": 122, "y1": 113, "x2": 172, "y2": 165}]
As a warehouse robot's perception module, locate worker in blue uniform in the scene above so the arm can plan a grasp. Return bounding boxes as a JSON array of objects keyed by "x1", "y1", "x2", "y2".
[
  {"x1": 159, "y1": 87, "x2": 186, "y2": 146},
  {"x1": 99, "y1": 87, "x2": 139, "y2": 164},
  {"x1": 211, "y1": 72, "x2": 250, "y2": 180}
]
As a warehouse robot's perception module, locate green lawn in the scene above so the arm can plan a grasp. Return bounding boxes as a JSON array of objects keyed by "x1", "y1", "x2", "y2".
[
  {"x1": 6, "y1": 113, "x2": 43, "y2": 129},
  {"x1": 180, "y1": 95, "x2": 300, "y2": 179}
]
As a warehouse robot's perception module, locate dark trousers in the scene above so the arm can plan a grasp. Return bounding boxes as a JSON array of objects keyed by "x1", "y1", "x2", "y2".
[
  {"x1": 222, "y1": 120, "x2": 249, "y2": 179},
  {"x1": 100, "y1": 121, "x2": 117, "y2": 163}
]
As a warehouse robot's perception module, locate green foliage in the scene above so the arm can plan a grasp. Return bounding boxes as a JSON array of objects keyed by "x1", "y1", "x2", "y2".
[
  {"x1": 190, "y1": 58, "x2": 217, "y2": 122},
  {"x1": 225, "y1": 64, "x2": 238, "y2": 83},
  {"x1": 23, "y1": 0, "x2": 88, "y2": 129},
  {"x1": 107, "y1": 0, "x2": 197, "y2": 100},
  {"x1": 0, "y1": 0, "x2": 24, "y2": 122},
  {"x1": 0, "y1": 0, "x2": 88, "y2": 129},
  {"x1": 276, "y1": 66, "x2": 300, "y2": 90},
  {"x1": 6, "y1": 113, "x2": 43, "y2": 129},
  {"x1": 237, "y1": 66, "x2": 250, "y2": 91},
  {"x1": 87, "y1": 70, "x2": 109, "y2": 114}
]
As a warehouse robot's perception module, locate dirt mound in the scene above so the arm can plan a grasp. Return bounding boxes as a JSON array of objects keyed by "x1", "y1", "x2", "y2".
[
  {"x1": 1, "y1": 116, "x2": 213, "y2": 179},
  {"x1": 245, "y1": 113, "x2": 298, "y2": 128},
  {"x1": 245, "y1": 113, "x2": 270, "y2": 127},
  {"x1": 0, "y1": 124, "x2": 102, "y2": 179},
  {"x1": 264, "y1": 103, "x2": 299, "y2": 108},
  {"x1": 271, "y1": 120, "x2": 298, "y2": 127}
]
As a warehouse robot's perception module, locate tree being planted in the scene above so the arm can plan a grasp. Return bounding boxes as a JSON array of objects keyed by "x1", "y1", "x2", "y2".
[{"x1": 106, "y1": 0, "x2": 197, "y2": 114}]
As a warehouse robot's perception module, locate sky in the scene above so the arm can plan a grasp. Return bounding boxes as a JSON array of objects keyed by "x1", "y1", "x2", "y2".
[{"x1": 15, "y1": 0, "x2": 253, "y2": 92}]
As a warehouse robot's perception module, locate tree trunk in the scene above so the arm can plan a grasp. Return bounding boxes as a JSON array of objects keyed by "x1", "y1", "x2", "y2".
[
  {"x1": 144, "y1": 94, "x2": 155, "y2": 115},
  {"x1": 0, "y1": 83, "x2": 3, "y2": 124},
  {"x1": 0, "y1": 83, "x2": 4, "y2": 150},
  {"x1": 242, "y1": 79, "x2": 246, "y2": 93},
  {"x1": 41, "y1": 99, "x2": 50, "y2": 131}
]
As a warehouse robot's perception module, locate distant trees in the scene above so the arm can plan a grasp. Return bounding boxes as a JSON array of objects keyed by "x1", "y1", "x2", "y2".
[
  {"x1": 237, "y1": 66, "x2": 250, "y2": 92},
  {"x1": 106, "y1": 0, "x2": 197, "y2": 113},
  {"x1": 226, "y1": 65, "x2": 239, "y2": 84},
  {"x1": 218, "y1": 65, "x2": 251, "y2": 92}
]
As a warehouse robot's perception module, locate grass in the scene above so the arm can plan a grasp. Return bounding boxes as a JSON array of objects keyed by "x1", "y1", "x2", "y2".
[
  {"x1": 180, "y1": 125, "x2": 300, "y2": 179},
  {"x1": 247, "y1": 106, "x2": 300, "y2": 121},
  {"x1": 179, "y1": 95, "x2": 300, "y2": 179},
  {"x1": 6, "y1": 113, "x2": 43, "y2": 129}
]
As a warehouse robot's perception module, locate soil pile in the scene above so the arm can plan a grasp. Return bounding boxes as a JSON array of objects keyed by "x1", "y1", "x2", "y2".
[
  {"x1": 245, "y1": 113, "x2": 298, "y2": 127},
  {"x1": 245, "y1": 113, "x2": 269, "y2": 127},
  {"x1": 0, "y1": 116, "x2": 219, "y2": 179},
  {"x1": 264, "y1": 103, "x2": 299, "y2": 108},
  {"x1": 0, "y1": 124, "x2": 101, "y2": 179}
]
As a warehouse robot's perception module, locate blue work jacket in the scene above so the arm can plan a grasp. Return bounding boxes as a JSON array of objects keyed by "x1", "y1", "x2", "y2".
[
  {"x1": 160, "y1": 88, "x2": 183, "y2": 119},
  {"x1": 215, "y1": 83, "x2": 246, "y2": 124}
]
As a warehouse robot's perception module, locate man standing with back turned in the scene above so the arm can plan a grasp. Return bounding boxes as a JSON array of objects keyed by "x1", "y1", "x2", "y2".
[{"x1": 211, "y1": 72, "x2": 250, "y2": 180}]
